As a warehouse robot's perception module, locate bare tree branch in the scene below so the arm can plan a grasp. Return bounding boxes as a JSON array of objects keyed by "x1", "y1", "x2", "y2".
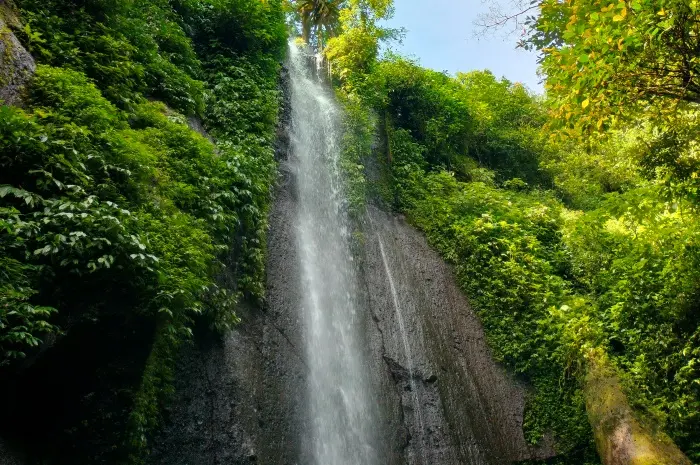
[{"x1": 474, "y1": 0, "x2": 541, "y2": 38}]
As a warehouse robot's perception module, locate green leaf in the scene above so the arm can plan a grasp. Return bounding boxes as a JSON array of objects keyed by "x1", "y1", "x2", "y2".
[{"x1": 0, "y1": 186, "x2": 13, "y2": 198}]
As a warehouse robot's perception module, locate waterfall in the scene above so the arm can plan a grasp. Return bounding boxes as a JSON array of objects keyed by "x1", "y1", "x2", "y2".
[{"x1": 288, "y1": 41, "x2": 377, "y2": 464}]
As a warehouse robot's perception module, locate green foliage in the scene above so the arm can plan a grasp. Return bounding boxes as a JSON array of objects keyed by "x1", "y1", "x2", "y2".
[
  {"x1": 18, "y1": 0, "x2": 205, "y2": 114},
  {"x1": 525, "y1": 0, "x2": 700, "y2": 133},
  {"x1": 376, "y1": 58, "x2": 472, "y2": 170},
  {"x1": 523, "y1": 375, "x2": 598, "y2": 461},
  {"x1": 385, "y1": 128, "x2": 427, "y2": 209},
  {"x1": 1, "y1": 65, "x2": 216, "y2": 360},
  {"x1": 329, "y1": 7, "x2": 699, "y2": 458},
  {"x1": 326, "y1": 24, "x2": 380, "y2": 90},
  {"x1": 457, "y1": 70, "x2": 551, "y2": 185},
  {"x1": 636, "y1": 111, "x2": 700, "y2": 204},
  {"x1": 204, "y1": 56, "x2": 281, "y2": 144},
  {"x1": 542, "y1": 128, "x2": 644, "y2": 210},
  {"x1": 172, "y1": 0, "x2": 287, "y2": 59},
  {"x1": 2, "y1": 0, "x2": 285, "y2": 461},
  {"x1": 347, "y1": 58, "x2": 551, "y2": 186},
  {"x1": 339, "y1": 95, "x2": 374, "y2": 218},
  {"x1": 0, "y1": 253, "x2": 57, "y2": 365},
  {"x1": 561, "y1": 188, "x2": 700, "y2": 460},
  {"x1": 324, "y1": 0, "x2": 397, "y2": 93},
  {"x1": 202, "y1": 56, "x2": 281, "y2": 302}
]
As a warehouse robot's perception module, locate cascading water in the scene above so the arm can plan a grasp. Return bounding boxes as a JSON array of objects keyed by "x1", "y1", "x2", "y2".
[
  {"x1": 145, "y1": 39, "x2": 557, "y2": 465},
  {"x1": 288, "y1": 41, "x2": 377, "y2": 464}
]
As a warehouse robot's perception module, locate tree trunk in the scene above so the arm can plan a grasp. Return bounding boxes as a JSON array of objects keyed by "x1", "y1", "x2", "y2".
[{"x1": 584, "y1": 349, "x2": 692, "y2": 465}]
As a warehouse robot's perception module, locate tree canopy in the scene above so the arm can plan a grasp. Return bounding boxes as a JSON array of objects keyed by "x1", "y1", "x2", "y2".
[{"x1": 479, "y1": 0, "x2": 700, "y2": 133}]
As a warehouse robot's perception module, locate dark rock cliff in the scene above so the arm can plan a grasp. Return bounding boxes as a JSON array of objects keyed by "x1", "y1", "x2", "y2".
[
  {"x1": 149, "y1": 63, "x2": 555, "y2": 462},
  {"x1": 360, "y1": 206, "x2": 555, "y2": 464},
  {"x1": 0, "y1": 0, "x2": 35, "y2": 105},
  {"x1": 150, "y1": 191, "x2": 556, "y2": 464}
]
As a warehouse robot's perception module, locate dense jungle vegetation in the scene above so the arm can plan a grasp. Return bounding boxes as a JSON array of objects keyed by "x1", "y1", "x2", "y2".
[
  {"x1": 1, "y1": 0, "x2": 698, "y2": 463},
  {"x1": 309, "y1": 0, "x2": 700, "y2": 463},
  {"x1": 0, "y1": 0, "x2": 285, "y2": 461}
]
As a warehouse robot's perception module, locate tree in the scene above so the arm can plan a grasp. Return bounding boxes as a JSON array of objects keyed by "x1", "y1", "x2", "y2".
[
  {"x1": 474, "y1": 0, "x2": 540, "y2": 37},
  {"x1": 324, "y1": 0, "x2": 397, "y2": 92},
  {"x1": 477, "y1": 0, "x2": 700, "y2": 134},
  {"x1": 538, "y1": 0, "x2": 699, "y2": 132},
  {"x1": 297, "y1": 0, "x2": 343, "y2": 49}
]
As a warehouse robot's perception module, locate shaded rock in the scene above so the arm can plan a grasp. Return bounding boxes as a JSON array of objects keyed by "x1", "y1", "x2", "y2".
[
  {"x1": 361, "y1": 206, "x2": 556, "y2": 464},
  {"x1": 584, "y1": 349, "x2": 691, "y2": 465},
  {"x1": 0, "y1": 1, "x2": 35, "y2": 106},
  {"x1": 187, "y1": 116, "x2": 215, "y2": 144},
  {"x1": 150, "y1": 63, "x2": 557, "y2": 464}
]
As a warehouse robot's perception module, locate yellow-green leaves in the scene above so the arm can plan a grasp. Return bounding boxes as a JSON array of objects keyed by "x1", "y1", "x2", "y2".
[
  {"x1": 324, "y1": 0, "x2": 394, "y2": 92},
  {"x1": 613, "y1": 5, "x2": 627, "y2": 21},
  {"x1": 531, "y1": 0, "x2": 700, "y2": 137}
]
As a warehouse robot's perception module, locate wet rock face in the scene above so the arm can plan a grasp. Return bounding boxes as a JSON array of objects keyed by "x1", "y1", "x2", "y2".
[
  {"x1": 360, "y1": 206, "x2": 556, "y2": 464},
  {"x1": 0, "y1": 1, "x2": 36, "y2": 106},
  {"x1": 149, "y1": 65, "x2": 307, "y2": 465},
  {"x1": 148, "y1": 300, "x2": 307, "y2": 465},
  {"x1": 151, "y1": 198, "x2": 556, "y2": 465},
  {"x1": 150, "y1": 65, "x2": 555, "y2": 463}
]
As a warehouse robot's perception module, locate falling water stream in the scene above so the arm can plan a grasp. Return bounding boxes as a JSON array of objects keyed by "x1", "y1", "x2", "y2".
[{"x1": 288, "y1": 42, "x2": 377, "y2": 464}]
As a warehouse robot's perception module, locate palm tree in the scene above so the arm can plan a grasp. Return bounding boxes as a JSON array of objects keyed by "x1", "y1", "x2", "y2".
[
  {"x1": 298, "y1": 0, "x2": 316, "y2": 43},
  {"x1": 298, "y1": 0, "x2": 342, "y2": 50}
]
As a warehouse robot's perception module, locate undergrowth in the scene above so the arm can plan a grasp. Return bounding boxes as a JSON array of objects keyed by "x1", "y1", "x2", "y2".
[{"x1": 0, "y1": 0, "x2": 286, "y2": 462}]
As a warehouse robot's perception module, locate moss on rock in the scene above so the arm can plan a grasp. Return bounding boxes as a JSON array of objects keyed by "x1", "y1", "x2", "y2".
[
  {"x1": 584, "y1": 349, "x2": 692, "y2": 465},
  {"x1": 0, "y1": 0, "x2": 35, "y2": 105}
]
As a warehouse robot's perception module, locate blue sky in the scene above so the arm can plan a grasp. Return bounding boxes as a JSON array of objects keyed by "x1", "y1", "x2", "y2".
[{"x1": 381, "y1": 0, "x2": 544, "y2": 93}]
